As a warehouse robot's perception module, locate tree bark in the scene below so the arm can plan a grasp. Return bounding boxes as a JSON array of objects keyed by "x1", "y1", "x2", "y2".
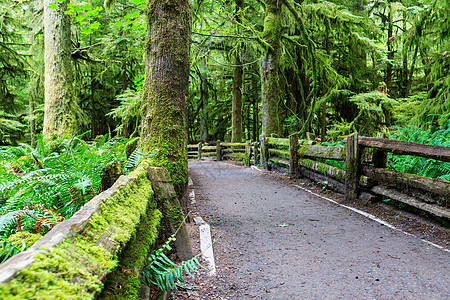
[
  {"x1": 141, "y1": 0, "x2": 191, "y2": 195},
  {"x1": 199, "y1": 72, "x2": 208, "y2": 141},
  {"x1": 386, "y1": 1, "x2": 393, "y2": 95},
  {"x1": 261, "y1": 0, "x2": 282, "y2": 137},
  {"x1": 28, "y1": 9, "x2": 36, "y2": 148},
  {"x1": 231, "y1": 0, "x2": 244, "y2": 142},
  {"x1": 43, "y1": 0, "x2": 83, "y2": 138}
]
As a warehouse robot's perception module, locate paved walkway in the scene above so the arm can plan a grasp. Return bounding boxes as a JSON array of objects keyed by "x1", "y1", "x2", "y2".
[{"x1": 187, "y1": 161, "x2": 449, "y2": 299}]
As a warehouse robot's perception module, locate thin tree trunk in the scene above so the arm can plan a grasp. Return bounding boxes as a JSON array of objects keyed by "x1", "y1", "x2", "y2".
[
  {"x1": 140, "y1": 0, "x2": 191, "y2": 195},
  {"x1": 43, "y1": 0, "x2": 83, "y2": 138},
  {"x1": 386, "y1": 1, "x2": 394, "y2": 95},
  {"x1": 261, "y1": 0, "x2": 282, "y2": 137},
  {"x1": 199, "y1": 72, "x2": 208, "y2": 141},
  {"x1": 28, "y1": 9, "x2": 36, "y2": 148},
  {"x1": 231, "y1": 0, "x2": 244, "y2": 142},
  {"x1": 252, "y1": 72, "x2": 259, "y2": 141},
  {"x1": 401, "y1": 10, "x2": 409, "y2": 97}
]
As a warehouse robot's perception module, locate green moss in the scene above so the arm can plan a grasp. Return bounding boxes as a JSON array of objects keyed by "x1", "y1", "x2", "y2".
[
  {"x1": 0, "y1": 238, "x2": 115, "y2": 299},
  {"x1": 7, "y1": 232, "x2": 42, "y2": 250},
  {"x1": 100, "y1": 209, "x2": 162, "y2": 299},
  {"x1": 268, "y1": 149, "x2": 290, "y2": 159},
  {"x1": 167, "y1": 204, "x2": 183, "y2": 228},
  {"x1": 0, "y1": 166, "x2": 167, "y2": 299},
  {"x1": 86, "y1": 167, "x2": 154, "y2": 246},
  {"x1": 125, "y1": 137, "x2": 140, "y2": 159},
  {"x1": 266, "y1": 137, "x2": 289, "y2": 149}
]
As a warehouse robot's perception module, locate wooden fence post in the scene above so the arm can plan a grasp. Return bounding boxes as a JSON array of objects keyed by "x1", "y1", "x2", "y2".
[
  {"x1": 216, "y1": 140, "x2": 221, "y2": 161},
  {"x1": 345, "y1": 133, "x2": 360, "y2": 201},
  {"x1": 289, "y1": 133, "x2": 299, "y2": 179},
  {"x1": 253, "y1": 142, "x2": 259, "y2": 165},
  {"x1": 198, "y1": 142, "x2": 203, "y2": 161},
  {"x1": 260, "y1": 135, "x2": 268, "y2": 170},
  {"x1": 373, "y1": 132, "x2": 387, "y2": 168},
  {"x1": 245, "y1": 140, "x2": 251, "y2": 166}
]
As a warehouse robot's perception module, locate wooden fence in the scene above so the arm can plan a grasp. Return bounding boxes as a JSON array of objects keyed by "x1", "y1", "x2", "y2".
[
  {"x1": 188, "y1": 141, "x2": 257, "y2": 165},
  {"x1": 259, "y1": 133, "x2": 450, "y2": 219}
]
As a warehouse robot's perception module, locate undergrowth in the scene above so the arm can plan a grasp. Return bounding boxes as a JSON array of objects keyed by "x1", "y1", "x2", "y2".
[
  {"x1": 0, "y1": 133, "x2": 128, "y2": 253},
  {"x1": 387, "y1": 117, "x2": 450, "y2": 181}
]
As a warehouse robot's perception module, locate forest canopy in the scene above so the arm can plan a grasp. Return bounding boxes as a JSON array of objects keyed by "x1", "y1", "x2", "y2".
[{"x1": 0, "y1": 0, "x2": 448, "y2": 143}]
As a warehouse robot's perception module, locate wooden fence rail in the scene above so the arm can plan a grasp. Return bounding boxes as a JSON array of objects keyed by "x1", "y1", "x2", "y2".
[
  {"x1": 188, "y1": 135, "x2": 449, "y2": 218},
  {"x1": 188, "y1": 141, "x2": 256, "y2": 165},
  {"x1": 259, "y1": 133, "x2": 449, "y2": 219}
]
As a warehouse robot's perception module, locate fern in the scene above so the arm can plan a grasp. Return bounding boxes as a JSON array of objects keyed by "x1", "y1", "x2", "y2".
[
  {"x1": 141, "y1": 233, "x2": 206, "y2": 292},
  {"x1": 0, "y1": 134, "x2": 128, "y2": 239},
  {"x1": 387, "y1": 118, "x2": 450, "y2": 180},
  {"x1": 141, "y1": 213, "x2": 208, "y2": 291},
  {"x1": 0, "y1": 239, "x2": 25, "y2": 264}
]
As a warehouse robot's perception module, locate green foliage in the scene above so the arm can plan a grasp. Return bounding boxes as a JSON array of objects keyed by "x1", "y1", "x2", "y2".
[
  {"x1": 387, "y1": 118, "x2": 450, "y2": 180},
  {"x1": 141, "y1": 230, "x2": 205, "y2": 292},
  {"x1": 327, "y1": 91, "x2": 395, "y2": 139},
  {"x1": 0, "y1": 239, "x2": 25, "y2": 264},
  {"x1": 0, "y1": 111, "x2": 27, "y2": 145},
  {"x1": 0, "y1": 134, "x2": 127, "y2": 241}
]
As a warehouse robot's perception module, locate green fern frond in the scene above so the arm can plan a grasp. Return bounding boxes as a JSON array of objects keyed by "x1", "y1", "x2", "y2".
[
  {"x1": 0, "y1": 239, "x2": 25, "y2": 264},
  {"x1": 141, "y1": 251, "x2": 205, "y2": 292}
]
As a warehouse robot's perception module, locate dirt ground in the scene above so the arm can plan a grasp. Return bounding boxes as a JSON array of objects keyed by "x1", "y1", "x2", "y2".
[{"x1": 170, "y1": 160, "x2": 449, "y2": 299}]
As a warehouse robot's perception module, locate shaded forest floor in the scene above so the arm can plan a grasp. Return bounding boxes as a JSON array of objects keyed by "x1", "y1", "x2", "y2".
[{"x1": 171, "y1": 161, "x2": 449, "y2": 299}]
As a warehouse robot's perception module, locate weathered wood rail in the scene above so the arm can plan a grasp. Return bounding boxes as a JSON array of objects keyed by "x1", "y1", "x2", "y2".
[
  {"x1": 188, "y1": 141, "x2": 257, "y2": 165},
  {"x1": 259, "y1": 133, "x2": 450, "y2": 219}
]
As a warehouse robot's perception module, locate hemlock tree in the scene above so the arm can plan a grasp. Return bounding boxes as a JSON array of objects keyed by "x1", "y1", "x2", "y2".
[
  {"x1": 43, "y1": 0, "x2": 84, "y2": 138},
  {"x1": 231, "y1": 0, "x2": 244, "y2": 143},
  {"x1": 140, "y1": 0, "x2": 192, "y2": 194},
  {"x1": 261, "y1": 0, "x2": 282, "y2": 137}
]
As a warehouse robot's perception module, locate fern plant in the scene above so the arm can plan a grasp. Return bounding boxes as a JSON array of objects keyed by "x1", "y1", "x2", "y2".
[
  {"x1": 141, "y1": 233, "x2": 205, "y2": 292},
  {"x1": 0, "y1": 240, "x2": 25, "y2": 264},
  {"x1": 0, "y1": 134, "x2": 128, "y2": 240},
  {"x1": 387, "y1": 117, "x2": 450, "y2": 180},
  {"x1": 141, "y1": 214, "x2": 207, "y2": 292}
]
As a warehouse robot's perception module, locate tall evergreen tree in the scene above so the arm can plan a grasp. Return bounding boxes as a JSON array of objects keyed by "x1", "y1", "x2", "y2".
[
  {"x1": 261, "y1": 0, "x2": 282, "y2": 137},
  {"x1": 140, "y1": 0, "x2": 192, "y2": 194},
  {"x1": 43, "y1": 0, "x2": 84, "y2": 138}
]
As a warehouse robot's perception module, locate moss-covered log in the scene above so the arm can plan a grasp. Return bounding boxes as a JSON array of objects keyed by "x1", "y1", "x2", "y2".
[
  {"x1": 299, "y1": 158, "x2": 371, "y2": 188},
  {"x1": 140, "y1": 0, "x2": 192, "y2": 195},
  {"x1": 0, "y1": 166, "x2": 156, "y2": 298},
  {"x1": 268, "y1": 148, "x2": 290, "y2": 159},
  {"x1": 266, "y1": 137, "x2": 289, "y2": 149},
  {"x1": 300, "y1": 144, "x2": 345, "y2": 160}
]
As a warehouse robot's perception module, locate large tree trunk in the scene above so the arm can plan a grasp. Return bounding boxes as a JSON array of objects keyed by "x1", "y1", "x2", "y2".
[
  {"x1": 141, "y1": 0, "x2": 191, "y2": 195},
  {"x1": 261, "y1": 0, "x2": 282, "y2": 137},
  {"x1": 231, "y1": 0, "x2": 244, "y2": 142},
  {"x1": 43, "y1": 0, "x2": 82, "y2": 138}
]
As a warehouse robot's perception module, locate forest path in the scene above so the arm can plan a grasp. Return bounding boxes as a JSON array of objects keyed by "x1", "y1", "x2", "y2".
[{"x1": 179, "y1": 161, "x2": 449, "y2": 299}]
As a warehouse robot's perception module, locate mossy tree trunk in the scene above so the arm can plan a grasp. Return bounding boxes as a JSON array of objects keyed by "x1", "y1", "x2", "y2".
[
  {"x1": 386, "y1": 0, "x2": 393, "y2": 95},
  {"x1": 231, "y1": 0, "x2": 244, "y2": 143},
  {"x1": 141, "y1": 0, "x2": 192, "y2": 195},
  {"x1": 43, "y1": 0, "x2": 83, "y2": 138},
  {"x1": 261, "y1": 0, "x2": 282, "y2": 137},
  {"x1": 200, "y1": 71, "x2": 209, "y2": 141},
  {"x1": 28, "y1": 8, "x2": 36, "y2": 148}
]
